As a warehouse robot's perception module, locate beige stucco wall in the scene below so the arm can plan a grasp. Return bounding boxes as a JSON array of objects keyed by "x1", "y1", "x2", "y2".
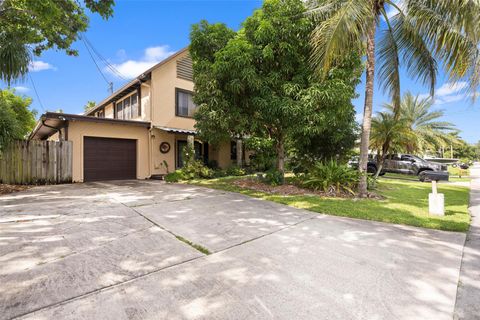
[
  {"x1": 66, "y1": 121, "x2": 150, "y2": 182},
  {"x1": 150, "y1": 51, "x2": 195, "y2": 130},
  {"x1": 140, "y1": 82, "x2": 151, "y2": 121},
  {"x1": 104, "y1": 103, "x2": 114, "y2": 118}
]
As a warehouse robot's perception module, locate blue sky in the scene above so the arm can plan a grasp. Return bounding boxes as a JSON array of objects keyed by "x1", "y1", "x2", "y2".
[{"x1": 5, "y1": 0, "x2": 479, "y2": 144}]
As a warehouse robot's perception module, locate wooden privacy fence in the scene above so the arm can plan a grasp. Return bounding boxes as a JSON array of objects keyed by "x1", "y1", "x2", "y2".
[{"x1": 0, "y1": 140, "x2": 72, "y2": 185}]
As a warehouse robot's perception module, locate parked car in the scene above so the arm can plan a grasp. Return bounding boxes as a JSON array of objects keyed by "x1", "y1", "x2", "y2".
[{"x1": 350, "y1": 154, "x2": 448, "y2": 181}]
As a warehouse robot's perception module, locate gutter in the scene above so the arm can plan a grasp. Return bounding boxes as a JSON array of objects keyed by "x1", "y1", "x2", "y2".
[{"x1": 42, "y1": 115, "x2": 67, "y2": 140}]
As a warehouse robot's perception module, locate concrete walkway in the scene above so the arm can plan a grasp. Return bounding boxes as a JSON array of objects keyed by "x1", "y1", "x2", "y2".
[
  {"x1": 0, "y1": 180, "x2": 467, "y2": 320},
  {"x1": 454, "y1": 163, "x2": 480, "y2": 319}
]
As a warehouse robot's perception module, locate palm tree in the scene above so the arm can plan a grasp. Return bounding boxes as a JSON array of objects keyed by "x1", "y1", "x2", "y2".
[
  {"x1": 0, "y1": 35, "x2": 30, "y2": 85},
  {"x1": 384, "y1": 92, "x2": 458, "y2": 154},
  {"x1": 369, "y1": 111, "x2": 412, "y2": 177},
  {"x1": 308, "y1": 0, "x2": 480, "y2": 196}
]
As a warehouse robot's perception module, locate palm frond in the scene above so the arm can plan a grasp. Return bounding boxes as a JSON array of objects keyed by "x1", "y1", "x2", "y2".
[
  {"x1": 309, "y1": 0, "x2": 372, "y2": 77},
  {"x1": 377, "y1": 7, "x2": 401, "y2": 114}
]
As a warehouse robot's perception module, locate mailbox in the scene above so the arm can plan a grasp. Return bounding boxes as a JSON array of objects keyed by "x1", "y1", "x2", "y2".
[
  {"x1": 426, "y1": 171, "x2": 449, "y2": 216},
  {"x1": 423, "y1": 171, "x2": 449, "y2": 182}
]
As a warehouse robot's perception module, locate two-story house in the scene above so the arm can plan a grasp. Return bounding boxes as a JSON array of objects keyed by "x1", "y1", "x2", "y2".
[{"x1": 29, "y1": 48, "x2": 244, "y2": 182}]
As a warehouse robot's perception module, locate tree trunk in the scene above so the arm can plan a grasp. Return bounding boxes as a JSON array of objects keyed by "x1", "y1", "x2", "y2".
[
  {"x1": 276, "y1": 136, "x2": 285, "y2": 182},
  {"x1": 358, "y1": 19, "x2": 377, "y2": 197},
  {"x1": 374, "y1": 140, "x2": 389, "y2": 178}
]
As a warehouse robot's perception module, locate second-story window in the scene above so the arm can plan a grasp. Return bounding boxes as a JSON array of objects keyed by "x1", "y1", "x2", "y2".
[
  {"x1": 116, "y1": 101, "x2": 124, "y2": 119},
  {"x1": 176, "y1": 88, "x2": 197, "y2": 117},
  {"x1": 115, "y1": 93, "x2": 139, "y2": 120}
]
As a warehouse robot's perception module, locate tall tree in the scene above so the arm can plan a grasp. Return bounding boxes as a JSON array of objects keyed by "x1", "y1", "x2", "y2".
[
  {"x1": 191, "y1": 0, "x2": 361, "y2": 179},
  {"x1": 0, "y1": 0, "x2": 115, "y2": 84},
  {"x1": 0, "y1": 89, "x2": 36, "y2": 150},
  {"x1": 385, "y1": 92, "x2": 458, "y2": 154},
  {"x1": 308, "y1": 0, "x2": 480, "y2": 196}
]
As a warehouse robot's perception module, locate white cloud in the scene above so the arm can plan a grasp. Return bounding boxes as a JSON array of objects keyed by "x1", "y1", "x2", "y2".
[
  {"x1": 436, "y1": 81, "x2": 468, "y2": 97},
  {"x1": 13, "y1": 86, "x2": 29, "y2": 93},
  {"x1": 107, "y1": 45, "x2": 176, "y2": 79},
  {"x1": 29, "y1": 60, "x2": 56, "y2": 72},
  {"x1": 418, "y1": 81, "x2": 469, "y2": 106}
]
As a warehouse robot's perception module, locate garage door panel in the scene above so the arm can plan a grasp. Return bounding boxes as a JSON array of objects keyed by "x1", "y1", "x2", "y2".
[{"x1": 84, "y1": 137, "x2": 137, "y2": 181}]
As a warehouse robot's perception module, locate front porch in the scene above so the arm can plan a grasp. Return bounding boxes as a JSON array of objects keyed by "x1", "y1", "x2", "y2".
[{"x1": 150, "y1": 127, "x2": 244, "y2": 176}]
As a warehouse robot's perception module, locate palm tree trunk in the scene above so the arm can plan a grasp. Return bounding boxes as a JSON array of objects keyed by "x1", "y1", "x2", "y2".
[
  {"x1": 358, "y1": 19, "x2": 377, "y2": 197},
  {"x1": 374, "y1": 139, "x2": 390, "y2": 178}
]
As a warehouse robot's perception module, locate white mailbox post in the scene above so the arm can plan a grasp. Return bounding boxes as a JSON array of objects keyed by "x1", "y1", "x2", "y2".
[
  {"x1": 429, "y1": 180, "x2": 445, "y2": 216},
  {"x1": 424, "y1": 171, "x2": 449, "y2": 216}
]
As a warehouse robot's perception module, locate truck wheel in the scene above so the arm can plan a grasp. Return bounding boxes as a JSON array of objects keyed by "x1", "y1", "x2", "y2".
[
  {"x1": 367, "y1": 166, "x2": 377, "y2": 175},
  {"x1": 418, "y1": 171, "x2": 429, "y2": 182}
]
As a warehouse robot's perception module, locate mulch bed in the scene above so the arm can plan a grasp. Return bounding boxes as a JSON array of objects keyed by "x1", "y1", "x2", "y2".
[
  {"x1": 232, "y1": 178, "x2": 381, "y2": 199},
  {"x1": 0, "y1": 184, "x2": 31, "y2": 195}
]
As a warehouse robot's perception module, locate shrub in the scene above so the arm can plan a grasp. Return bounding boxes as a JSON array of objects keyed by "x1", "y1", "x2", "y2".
[
  {"x1": 213, "y1": 169, "x2": 228, "y2": 178},
  {"x1": 226, "y1": 165, "x2": 246, "y2": 176},
  {"x1": 164, "y1": 170, "x2": 185, "y2": 183},
  {"x1": 182, "y1": 160, "x2": 214, "y2": 179},
  {"x1": 263, "y1": 169, "x2": 284, "y2": 186},
  {"x1": 164, "y1": 161, "x2": 214, "y2": 183},
  {"x1": 301, "y1": 160, "x2": 360, "y2": 195}
]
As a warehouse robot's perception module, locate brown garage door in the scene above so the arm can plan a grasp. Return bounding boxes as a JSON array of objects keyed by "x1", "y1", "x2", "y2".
[{"x1": 83, "y1": 137, "x2": 137, "y2": 182}]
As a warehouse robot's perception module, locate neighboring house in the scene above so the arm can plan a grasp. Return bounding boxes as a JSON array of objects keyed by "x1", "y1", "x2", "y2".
[{"x1": 29, "y1": 48, "x2": 245, "y2": 182}]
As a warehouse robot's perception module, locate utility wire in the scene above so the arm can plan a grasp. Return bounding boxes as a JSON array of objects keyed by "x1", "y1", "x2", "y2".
[
  {"x1": 28, "y1": 73, "x2": 45, "y2": 112},
  {"x1": 80, "y1": 36, "x2": 112, "y2": 87},
  {"x1": 83, "y1": 36, "x2": 128, "y2": 81}
]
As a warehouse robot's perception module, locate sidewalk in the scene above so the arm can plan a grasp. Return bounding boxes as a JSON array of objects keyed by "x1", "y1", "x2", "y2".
[{"x1": 454, "y1": 163, "x2": 480, "y2": 319}]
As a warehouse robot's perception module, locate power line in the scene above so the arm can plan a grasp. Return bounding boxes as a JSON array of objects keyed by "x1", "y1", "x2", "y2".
[
  {"x1": 28, "y1": 73, "x2": 45, "y2": 112},
  {"x1": 80, "y1": 36, "x2": 112, "y2": 92},
  {"x1": 82, "y1": 36, "x2": 128, "y2": 81}
]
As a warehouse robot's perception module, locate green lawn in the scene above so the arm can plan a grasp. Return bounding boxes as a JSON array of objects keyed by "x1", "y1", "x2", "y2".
[
  {"x1": 187, "y1": 175, "x2": 471, "y2": 232},
  {"x1": 448, "y1": 166, "x2": 471, "y2": 181}
]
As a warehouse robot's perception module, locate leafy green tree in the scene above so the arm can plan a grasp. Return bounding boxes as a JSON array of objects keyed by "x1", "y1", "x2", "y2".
[
  {"x1": 191, "y1": 0, "x2": 361, "y2": 180},
  {"x1": 84, "y1": 101, "x2": 96, "y2": 113},
  {"x1": 0, "y1": 89, "x2": 37, "y2": 150},
  {"x1": 308, "y1": 0, "x2": 480, "y2": 196},
  {"x1": 288, "y1": 54, "x2": 362, "y2": 170},
  {"x1": 0, "y1": 0, "x2": 115, "y2": 84},
  {"x1": 449, "y1": 137, "x2": 477, "y2": 161}
]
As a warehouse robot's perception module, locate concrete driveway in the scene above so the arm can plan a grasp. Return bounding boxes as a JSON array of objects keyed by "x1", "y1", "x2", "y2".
[{"x1": 0, "y1": 180, "x2": 465, "y2": 320}]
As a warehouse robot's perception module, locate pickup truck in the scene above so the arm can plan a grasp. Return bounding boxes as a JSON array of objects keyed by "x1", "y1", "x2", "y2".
[{"x1": 352, "y1": 154, "x2": 448, "y2": 181}]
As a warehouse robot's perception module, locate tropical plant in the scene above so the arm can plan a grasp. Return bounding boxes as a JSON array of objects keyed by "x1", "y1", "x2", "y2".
[
  {"x1": 369, "y1": 111, "x2": 412, "y2": 177},
  {"x1": 302, "y1": 160, "x2": 360, "y2": 195},
  {"x1": 0, "y1": 0, "x2": 115, "y2": 84},
  {"x1": 0, "y1": 89, "x2": 37, "y2": 151},
  {"x1": 308, "y1": 0, "x2": 480, "y2": 196},
  {"x1": 384, "y1": 92, "x2": 458, "y2": 154}
]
